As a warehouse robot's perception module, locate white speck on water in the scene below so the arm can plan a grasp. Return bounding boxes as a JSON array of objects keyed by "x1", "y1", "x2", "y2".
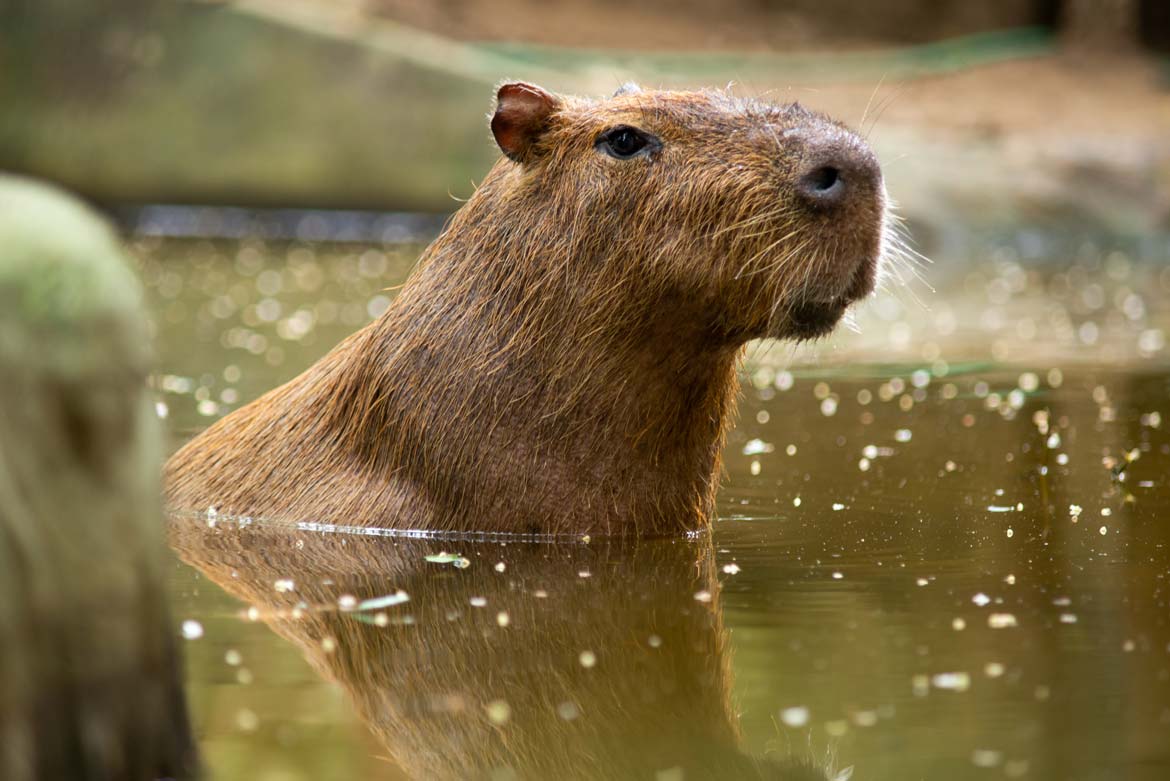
[
  {"x1": 1047, "y1": 432, "x2": 1061, "y2": 449},
  {"x1": 469, "y1": 596, "x2": 487, "y2": 608},
  {"x1": 851, "y1": 710, "x2": 878, "y2": 727},
  {"x1": 1006, "y1": 528, "x2": 1014, "y2": 538},
  {"x1": 984, "y1": 662, "x2": 1006, "y2": 678},
  {"x1": 578, "y1": 570, "x2": 592, "y2": 579},
  {"x1": 971, "y1": 749, "x2": 1003, "y2": 768},
  {"x1": 181, "y1": 620, "x2": 203, "y2": 640},
  {"x1": 337, "y1": 594, "x2": 357, "y2": 610},
  {"x1": 494, "y1": 562, "x2": 506, "y2": 573},
  {"x1": 486, "y1": 699, "x2": 511, "y2": 725},
  {"x1": 832, "y1": 503, "x2": 846, "y2": 511},
  {"x1": 274, "y1": 578, "x2": 295, "y2": 593},
  {"x1": 916, "y1": 577, "x2": 929, "y2": 587},
  {"x1": 863, "y1": 445, "x2": 878, "y2": 459},
  {"x1": 1018, "y1": 372, "x2": 1039, "y2": 392},
  {"x1": 1060, "y1": 613, "x2": 1078, "y2": 624},
  {"x1": 832, "y1": 572, "x2": 844, "y2": 580},
  {"x1": 1004, "y1": 574, "x2": 1016, "y2": 585},
  {"x1": 743, "y1": 438, "x2": 774, "y2": 456},
  {"x1": 821, "y1": 398, "x2": 838, "y2": 416},
  {"x1": 988, "y1": 505, "x2": 1015, "y2": 513},
  {"x1": 859, "y1": 458, "x2": 871, "y2": 471},
  {"x1": 722, "y1": 563, "x2": 741, "y2": 575},
  {"x1": 1005, "y1": 759, "x2": 1031, "y2": 778},
  {"x1": 496, "y1": 611, "x2": 509, "y2": 627},
  {"x1": 1101, "y1": 507, "x2": 1112, "y2": 517},
  {"x1": 825, "y1": 720, "x2": 849, "y2": 738},
  {"x1": 235, "y1": 708, "x2": 259, "y2": 732},
  {"x1": 579, "y1": 650, "x2": 597, "y2": 668},
  {"x1": 786, "y1": 444, "x2": 797, "y2": 456},
  {"x1": 225, "y1": 649, "x2": 242, "y2": 666},
  {"x1": 532, "y1": 589, "x2": 548, "y2": 599},
  {"x1": 793, "y1": 497, "x2": 802, "y2": 507},
  {"x1": 775, "y1": 371, "x2": 794, "y2": 391},
  {"x1": 557, "y1": 701, "x2": 580, "y2": 721},
  {"x1": 155, "y1": 401, "x2": 169, "y2": 419},
  {"x1": 246, "y1": 606, "x2": 260, "y2": 622},
  {"x1": 972, "y1": 593, "x2": 991, "y2": 607},
  {"x1": 779, "y1": 706, "x2": 810, "y2": 727},
  {"x1": 931, "y1": 672, "x2": 971, "y2": 692},
  {"x1": 1099, "y1": 526, "x2": 1108, "y2": 536},
  {"x1": 952, "y1": 618, "x2": 967, "y2": 631},
  {"x1": 988, "y1": 613, "x2": 1018, "y2": 628},
  {"x1": 694, "y1": 590, "x2": 713, "y2": 603},
  {"x1": 750, "y1": 460, "x2": 761, "y2": 476},
  {"x1": 895, "y1": 429, "x2": 912, "y2": 443},
  {"x1": 648, "y1": 634, "x2": 663, "y2": 648}
]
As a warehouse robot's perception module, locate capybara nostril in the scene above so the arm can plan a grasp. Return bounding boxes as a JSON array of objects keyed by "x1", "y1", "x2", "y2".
[
  {"x1": 794, "y1": 137, "x2": 880, "y2": 210},
  {"x1": 797, "y1": 165, "x2": 843, "y2": 203}
]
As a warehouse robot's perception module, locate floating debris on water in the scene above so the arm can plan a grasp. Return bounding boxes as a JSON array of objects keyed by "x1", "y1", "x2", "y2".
[
  {"x1": 181, "y1": 619, "x2": 204, "y2": 640},
  {"x1": 425, "y1": 552, "x2": 471, "y2": 568},
  {"x1": 931, "y1": 672, "x2": 971, "y2": 692},
  {"x1": 355, "y1": 590, "x2": 410, "y2": 611},
  {"x1": 742, "y1": 438, "x2": 774, "y2": 456},
  {"x1": 988, "y1": 613, "x2": 1019, "y2": 628}
]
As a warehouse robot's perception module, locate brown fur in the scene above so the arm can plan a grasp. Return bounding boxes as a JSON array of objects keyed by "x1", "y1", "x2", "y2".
[
  {"x1": 170, "y1": 518, "x2": 828, "y2": 780},
  {"x1": 165, "y1": 83, "x2": 885, "y2": 536}
]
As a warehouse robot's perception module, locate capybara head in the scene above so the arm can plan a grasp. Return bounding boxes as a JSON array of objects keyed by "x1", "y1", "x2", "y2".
[{"x1": 487, "y1": 81, "x2": 885, "y2": 343}]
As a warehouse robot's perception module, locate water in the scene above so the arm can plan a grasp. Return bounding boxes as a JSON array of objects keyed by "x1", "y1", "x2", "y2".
[{"x1": 143, "y1": 232, "x2": 1170, "y2": 780}]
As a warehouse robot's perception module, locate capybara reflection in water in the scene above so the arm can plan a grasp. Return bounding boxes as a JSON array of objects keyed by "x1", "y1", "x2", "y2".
[
  {"x1": 0, "y1": 176, "x2": 198, "y2": 780},
  {"x1": 171, "y1": 519, "x2": 834, "y2": 780},
  {"x1": 166, "y1": 82, "x2": 888, "y2": 536}
]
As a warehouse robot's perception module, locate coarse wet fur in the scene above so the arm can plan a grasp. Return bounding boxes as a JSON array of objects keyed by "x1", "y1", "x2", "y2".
[
  {"x1": 0, "y1": 176, "x2": 198, "y2": 780},
  {"x1": 165, "y1": 82, "x2": 887, "y2": 536}
]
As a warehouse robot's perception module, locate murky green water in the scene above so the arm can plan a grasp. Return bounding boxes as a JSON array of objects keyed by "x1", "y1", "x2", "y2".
[{"x1": 141, "y1": 232, "x2": 1170, "y2": 780}]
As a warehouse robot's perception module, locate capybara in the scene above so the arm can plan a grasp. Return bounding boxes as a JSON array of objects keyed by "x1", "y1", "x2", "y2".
[
  {"x1": 171, "y1": 517, "x2": 833, "y2": 780},
  {"x1": 0, "y1": 176, "x2": 198, "y2": 780},
  {"x1": 165, "y1": 82, "x2": 887, "y2": 536}
]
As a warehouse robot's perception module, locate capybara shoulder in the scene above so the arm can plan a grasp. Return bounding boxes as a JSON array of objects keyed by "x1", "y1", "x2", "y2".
[{"x1": 165, "y1": 82, "x2": 887, "y2": 537}]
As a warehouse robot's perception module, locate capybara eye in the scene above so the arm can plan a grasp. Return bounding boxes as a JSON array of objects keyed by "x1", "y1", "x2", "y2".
[{"x1": 596, "y1": 125, "x2": 658, "y2": 159}]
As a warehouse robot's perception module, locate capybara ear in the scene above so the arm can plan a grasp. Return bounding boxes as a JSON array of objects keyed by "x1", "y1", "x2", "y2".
[{"x1": 491, "y1": 82, "x2": 561, "y2": 163}]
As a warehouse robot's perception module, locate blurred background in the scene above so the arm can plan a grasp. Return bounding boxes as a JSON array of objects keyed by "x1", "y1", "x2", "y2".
[
  {"x1": 4, "y1": 3, "x2": 1170, "y2": 780},
  {"x1": 2, "y1": 0, "x2": 1167, "y2": 232}
]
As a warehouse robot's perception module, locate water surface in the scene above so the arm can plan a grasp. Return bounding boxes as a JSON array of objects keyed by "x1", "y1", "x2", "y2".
[{"x1": 144, "y1": 233, "x2": 1170, "y2": 780}]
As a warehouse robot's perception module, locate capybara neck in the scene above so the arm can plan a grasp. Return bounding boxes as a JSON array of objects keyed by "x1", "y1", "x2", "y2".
[
  {"x1": 165, "y1": 82, "x2": 886, "y2": 537},
  {"x1": 330, "y1": 183, "x2": 742, "y2": 535}
]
